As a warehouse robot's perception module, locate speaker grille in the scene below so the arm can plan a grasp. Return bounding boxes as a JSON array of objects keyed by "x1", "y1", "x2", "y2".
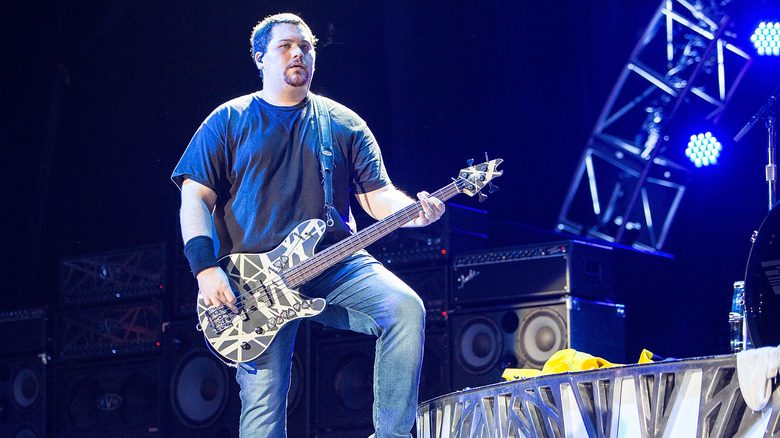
[
  {"x1": 393, "y1": 266, "x2": 449, "y2": 312},
  {"x1": 453, "y1": 316, "x2": 502, "y2": 374},
  {"x1": 313, "y1": 333, "x2": 375, "y2": 431},
  {"x1": 449, "y1": 298, "x2": 625, "y2": 391},
  {"x1": 0, "y1": 355, "x2": 48, "y2": 438},
  {"x1": 58, "y1": 244, "x2": 166, "y2": 307},
  {"x1": 517, "y1": 307, "x2": 568, "y2": 369},
  {"x1": 162, "y1": 320, "x2": 240, "y2": 437},
  {"x1": 0, "y1": 308, "x2": 47, "y2": 356},
  {"x1": 53, "y1": 358, "x2": 162, "y2": 437},
  {"x1": 56, "y1": 302, "x2": 163, "y2": 361},
  {"x1": 170, "y1": 351, "x2": 230, "y2": 428}
]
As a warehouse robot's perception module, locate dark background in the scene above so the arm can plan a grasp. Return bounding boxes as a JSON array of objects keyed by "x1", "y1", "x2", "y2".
[{"x1": 3, "y1": 0, "x2": 779, "y2": 360}]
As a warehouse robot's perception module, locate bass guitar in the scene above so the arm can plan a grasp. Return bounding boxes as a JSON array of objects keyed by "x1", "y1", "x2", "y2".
[{"x1": 197, "y1": 157, "x2": 503, "y2": 365}]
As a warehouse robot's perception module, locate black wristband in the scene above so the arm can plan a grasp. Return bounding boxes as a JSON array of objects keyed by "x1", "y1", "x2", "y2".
[{"x1": 183, "y1": 235, "x2": 219, "y2": 278}]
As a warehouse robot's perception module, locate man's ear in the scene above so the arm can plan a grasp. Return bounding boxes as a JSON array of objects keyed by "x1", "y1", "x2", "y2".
[{"x1": 254, "y1": 52, "x2": 264, "y2": 70}]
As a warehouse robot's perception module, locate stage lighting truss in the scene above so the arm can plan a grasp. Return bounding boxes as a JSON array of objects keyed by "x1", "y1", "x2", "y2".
[
  {"x1": 558, "y1": 140, "x2": 689, "y2": 252},
  {"x1": 557, "y1": 0, "x2": 751, "y2": 252}
]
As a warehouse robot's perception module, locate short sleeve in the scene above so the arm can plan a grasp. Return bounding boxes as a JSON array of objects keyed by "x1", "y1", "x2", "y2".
[{"x1": 171, "y1": 107, "x2": 229, "y2": 193}]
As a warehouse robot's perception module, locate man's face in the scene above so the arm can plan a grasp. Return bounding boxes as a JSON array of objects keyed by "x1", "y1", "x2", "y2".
[{"x1": 256, "y1": 23, "x2": 316, "y2": 89}]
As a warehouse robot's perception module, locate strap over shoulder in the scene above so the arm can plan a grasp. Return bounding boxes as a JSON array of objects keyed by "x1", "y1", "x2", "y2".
[{"x1": 310, "y1": 94, "x2": 338, "y2": 230}]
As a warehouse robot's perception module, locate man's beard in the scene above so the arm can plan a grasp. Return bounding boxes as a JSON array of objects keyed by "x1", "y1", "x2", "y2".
[{"x1": 284, "y1": 67, "x2": 310, "y2": 87}]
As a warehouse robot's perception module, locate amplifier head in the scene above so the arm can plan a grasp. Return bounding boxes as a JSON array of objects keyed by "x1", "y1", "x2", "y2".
[{"x1": 451, "y1": 240, "x2": 615, "y2": 308}]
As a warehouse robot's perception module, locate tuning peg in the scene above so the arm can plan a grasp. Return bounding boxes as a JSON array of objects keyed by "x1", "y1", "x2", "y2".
[
  {"x1": 484, "y1": 152, "x2": 490, "y2": 162},
  {"x1": 467, "y1": 158, "x2": 474, "y2": 166},
  {"x1": 478, "y1": 191, "x2": 488, "y2": 202},
  {"x1": 488, "y1": 182, "x2": 499, "y2": 193}
]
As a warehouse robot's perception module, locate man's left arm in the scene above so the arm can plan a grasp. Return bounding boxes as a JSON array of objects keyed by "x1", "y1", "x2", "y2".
[{"x1": 356, "y1": 185, "x2": 445, "y2": 227}]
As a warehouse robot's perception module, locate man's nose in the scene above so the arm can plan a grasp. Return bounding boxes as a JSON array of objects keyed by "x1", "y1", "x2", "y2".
[{"x1": 291, "y1": 45, "x2": 304, "y2": 58}]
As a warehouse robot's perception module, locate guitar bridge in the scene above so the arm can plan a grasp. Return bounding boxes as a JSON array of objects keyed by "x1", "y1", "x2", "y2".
[{"x1": 205, "y1": 306, "x2": 234, "y2": 334}]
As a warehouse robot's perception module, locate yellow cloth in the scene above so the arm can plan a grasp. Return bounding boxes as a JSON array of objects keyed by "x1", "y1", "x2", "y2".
[{"x1": 501, "y1": 348, "x2": 659, "y2": 381}]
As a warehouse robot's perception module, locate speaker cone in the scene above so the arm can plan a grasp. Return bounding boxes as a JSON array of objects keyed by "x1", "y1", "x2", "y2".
[
  {"x1": 10, "y1": 425, "x2": 39, "y2": 438},
  {"x1": 517, "y1": 308, "x2": 567, "y2": 368},
  {"x1": 170, "y1": 351, "x2": 230, "y2": 428},
  {"x1": 333, "y1": 352, "x2": 373, "y2": 411},
  {"x1": 11, "y1": 367, "x2": 40, "y2": 410},
  {"x1": 454, "y1": 316, "x2": 501, "y2": 374}
]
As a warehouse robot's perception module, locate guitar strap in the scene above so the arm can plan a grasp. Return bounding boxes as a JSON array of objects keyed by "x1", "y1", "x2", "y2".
[{"x1": 311, "y1": 94, "x2": 346, "y2": 233}]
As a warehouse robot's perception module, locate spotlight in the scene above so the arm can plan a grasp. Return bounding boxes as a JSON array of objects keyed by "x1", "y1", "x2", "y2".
[
  {"x1": 685, "y1": 132, "x2": 721, "y2": 167},
  {"x1": 750, "y1": 22, "x2": 780, "y2": 56}
]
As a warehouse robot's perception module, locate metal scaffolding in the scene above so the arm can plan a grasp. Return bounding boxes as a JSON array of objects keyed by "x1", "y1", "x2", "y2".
[{"x1": 557, "y1": 0, "x2": 751, "y2": 252}]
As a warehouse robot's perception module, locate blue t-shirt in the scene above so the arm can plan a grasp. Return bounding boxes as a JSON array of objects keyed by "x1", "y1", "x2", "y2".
[{"x1": 172, "y1": 92, "x2": 391, "y2": 257}]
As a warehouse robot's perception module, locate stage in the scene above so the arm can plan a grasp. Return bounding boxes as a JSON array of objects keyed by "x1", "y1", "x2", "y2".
[{"x1": 417, "y1": 352, "x2": 780, "y2": 437}]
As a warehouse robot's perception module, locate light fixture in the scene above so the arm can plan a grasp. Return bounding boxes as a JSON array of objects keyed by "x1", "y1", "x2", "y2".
[
  {"x1": 685, "y1": 132, "x2": 722, "y2": 167},
  {"x1": 751, "y1": 22, "x2": 780, "y2": 56}
]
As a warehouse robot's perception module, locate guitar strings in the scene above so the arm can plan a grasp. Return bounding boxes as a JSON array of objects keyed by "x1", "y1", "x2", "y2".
[
  {"x1": 208, "y1": 180, "x2": 465, "y2": 316},
  {"x1": 211, "y1": 200, "x2": 429, "y2": 314},
  {"x1": 206, "y1": 178, "x2": 471, "y2": 318}
]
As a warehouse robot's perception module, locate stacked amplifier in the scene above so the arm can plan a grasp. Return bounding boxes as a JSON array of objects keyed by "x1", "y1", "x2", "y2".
[
  {"x1": 446, "y1": 240, "x2": 626, "y2": 391},
  {"x1": 54, "y1": 244, "x2": 167, "y2": 438},
  {"x1": 49, "y1": 243, "x2": 244, "y2": 437},
  {"x1": 0, "y1": 307, "x2": 49, "y2": 438},
  {"x1": 10, "y1": 235, "x2": 628, "y2": 436}
]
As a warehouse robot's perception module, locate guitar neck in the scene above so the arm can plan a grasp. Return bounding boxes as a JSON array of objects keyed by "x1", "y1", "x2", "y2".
[{"x1": 283, "y1": 182, "x2": 461, "y2": 288}]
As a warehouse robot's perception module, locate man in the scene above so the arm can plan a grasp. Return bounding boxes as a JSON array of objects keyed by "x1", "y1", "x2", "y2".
[{"x1": 172, "y1": 13, "x2": 445, "y2": 437}]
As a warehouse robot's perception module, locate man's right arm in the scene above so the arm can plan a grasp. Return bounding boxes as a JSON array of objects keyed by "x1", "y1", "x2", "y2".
[{"x1": 180, "y1": 179, "x2": 238, "y2": 313}]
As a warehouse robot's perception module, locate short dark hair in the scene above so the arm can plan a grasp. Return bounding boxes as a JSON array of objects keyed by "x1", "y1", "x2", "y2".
[{"x1": 250, "y1": 13, "x2": 317, "y2": 59}]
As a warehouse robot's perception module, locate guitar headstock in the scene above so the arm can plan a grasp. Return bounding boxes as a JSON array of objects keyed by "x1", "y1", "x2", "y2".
[{"x1": 455, "y1": 154, "x2": 504, "y2": 202}]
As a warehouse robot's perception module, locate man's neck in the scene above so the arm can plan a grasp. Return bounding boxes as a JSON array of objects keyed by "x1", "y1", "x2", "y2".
[{"x1": 259, "y1": 86, "x2": 309, "y2": 107}]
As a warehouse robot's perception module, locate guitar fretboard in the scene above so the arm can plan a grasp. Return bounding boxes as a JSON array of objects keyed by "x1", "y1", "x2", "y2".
[{"x1": 282, "y1": 181, "x2": 463, "y2": 288}]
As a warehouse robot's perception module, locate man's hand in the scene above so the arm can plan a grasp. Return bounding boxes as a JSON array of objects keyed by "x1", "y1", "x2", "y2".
[
  {"x1": 413, "y1": 191, "x2": 445, "y2": 227},
  {"x1": 197, "y1": 266, "x2": 239, "y2": 313},
  {"x1": 355, "y1": 185, "x2": 446, "y2": 227}
]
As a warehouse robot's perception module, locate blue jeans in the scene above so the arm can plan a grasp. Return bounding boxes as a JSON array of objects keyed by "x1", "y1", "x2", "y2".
[{"x1": 235, "y1": 253, "x2": 426, "y2": 437}]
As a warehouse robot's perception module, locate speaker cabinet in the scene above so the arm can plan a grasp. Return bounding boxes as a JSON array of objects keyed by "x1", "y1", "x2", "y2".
[
  {"x1": 288, "y1": 320, "x2": 312, "y2": 438},
  {"x1": 58, "y1": 244, "x2": 166, "y2": 308},
  {"x1": 313, "y1": 331, "x2": 375, "y2": 432},
  {"x1": 0, "y1": 308, "x2": 47, "y2": 357},
  {"x1": 163, "y1": 319, "x2": 312, "y2": 437},
  {"x1": 163, "y1": 320, "x2": 240, "y2": 437},
  {"x1": 0, "y1": 355, "x2": 48, "y2": 438},
  {"x1": 312, "y1": 427, "x2": 375, "y2": 437},
  {"x1": 419, "y1": 324, "x2": 450, "y2": 404},
  {"x1": 392, "y1": 265, "x2": 449, "y2": 313},
  {"x1": 55, "y1": 302, "x2": 163, "y2": 361},
  {"x1": 53, "y1": 357, "x2": 162, "y2": 437},
  {"x1": 449, "y1": 297, "x2": 625, "y2": 391},
  {"x1": 172, "y1": 263, "x2": 198, "y2": 320},
  {"x1": 312, "y1": 323, "x2": 447, "y2": 433}
]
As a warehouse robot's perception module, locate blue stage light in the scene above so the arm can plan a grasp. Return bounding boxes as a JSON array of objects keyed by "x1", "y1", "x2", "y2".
[
  {"x1": 685, "y1": 132, "x2": 722, "y2": 167},
  {"x1": 751, "y1": 22, "x2": 780, "y2": 56}
]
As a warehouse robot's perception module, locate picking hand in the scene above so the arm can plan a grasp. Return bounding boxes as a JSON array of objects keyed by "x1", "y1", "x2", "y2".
[{"x1": 197, "y1": 266, "x2": 239, "y2": 313}]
